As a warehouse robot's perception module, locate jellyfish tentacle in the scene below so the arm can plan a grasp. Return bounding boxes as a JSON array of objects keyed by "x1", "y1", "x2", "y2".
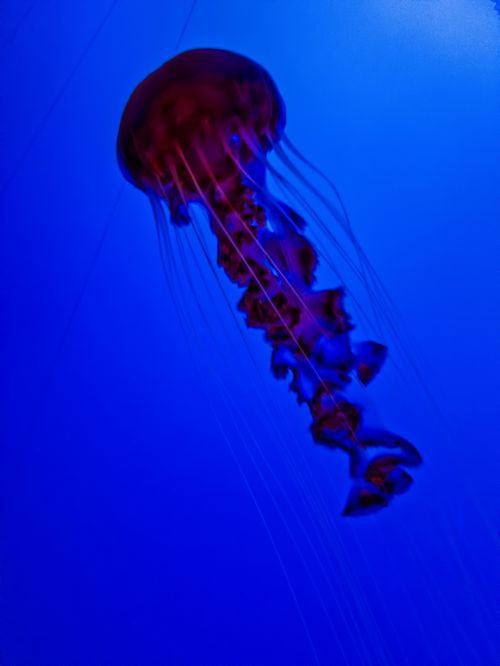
[
  {"x1": 281, "y1": 134, "x2": 397, "y2": 311},
  {"x1": 273, "y1": 142, "x2": 387, "y2": 339}
]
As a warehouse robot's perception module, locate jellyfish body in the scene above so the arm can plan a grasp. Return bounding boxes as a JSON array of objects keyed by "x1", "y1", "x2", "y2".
[{"x1": 117, "y1": 48, "x2": 422, "y2": 516}]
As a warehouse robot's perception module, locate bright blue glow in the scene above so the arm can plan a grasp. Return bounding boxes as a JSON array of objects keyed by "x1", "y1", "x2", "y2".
[{"x1": 0, "y1": 2, "x2": 499, "y2": 664}]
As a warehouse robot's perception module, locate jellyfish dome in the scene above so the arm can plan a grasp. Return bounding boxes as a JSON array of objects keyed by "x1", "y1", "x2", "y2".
[{"x1": 117, "y1": 48, "x2": 285, "y2": 199}]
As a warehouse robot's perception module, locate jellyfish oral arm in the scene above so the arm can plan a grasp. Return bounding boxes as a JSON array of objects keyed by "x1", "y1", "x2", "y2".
[{"x1": 187, "y1": 162, "x2": 422, "y2": 516}]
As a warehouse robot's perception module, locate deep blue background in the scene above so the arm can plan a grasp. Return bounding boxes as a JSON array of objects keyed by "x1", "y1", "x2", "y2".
[{"x1": 1, "y1": 1, "x2": 499, "y2": 664}]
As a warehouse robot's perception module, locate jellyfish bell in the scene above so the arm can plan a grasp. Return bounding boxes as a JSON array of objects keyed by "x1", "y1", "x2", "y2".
[
  {"x1": 117, "y1": 48, "x2": 286, "y2": 205},
  {"x1": 117, "y1": 48, "x2": 422, "y2": 516}
]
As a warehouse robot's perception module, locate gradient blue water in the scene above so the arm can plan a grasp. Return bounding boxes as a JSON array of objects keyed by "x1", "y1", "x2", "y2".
[{"x1": 1, "y1": 2, "x2": 499, "y2": 664}]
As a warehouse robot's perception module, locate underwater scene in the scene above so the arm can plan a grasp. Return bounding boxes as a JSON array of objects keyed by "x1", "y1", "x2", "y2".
[{"x1": 1, "y1": 1, "x2": 499, "y2": 664}]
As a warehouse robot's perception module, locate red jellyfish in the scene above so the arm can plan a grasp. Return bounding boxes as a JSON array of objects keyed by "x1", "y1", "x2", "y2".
[{"x1": 117, "y1": 48, "x2": 422, "y2": 516}]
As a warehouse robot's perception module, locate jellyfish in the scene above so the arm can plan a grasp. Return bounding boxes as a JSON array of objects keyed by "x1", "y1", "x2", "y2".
[{"x1": 116, "y1": 48, "x2": 422, "y2": 516}]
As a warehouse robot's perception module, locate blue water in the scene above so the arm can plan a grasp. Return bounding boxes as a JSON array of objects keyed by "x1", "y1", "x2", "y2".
[{"x1": 1, "y1": 2, "x2": 499, "y2": 664}]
